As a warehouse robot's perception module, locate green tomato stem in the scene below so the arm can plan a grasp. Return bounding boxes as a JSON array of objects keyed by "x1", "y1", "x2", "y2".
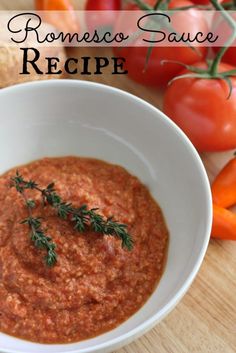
[
  {"x1": 154, "y1": 0, "x2": 163, "y2": 10},
  {"x1": 132, "y1": 0, "x2": 170, "y2": 11},
  {"x1": 132, "y1": 0, "x2": 154, "y2": 11},
  {"x1": 221, "y1": 1, "x2": 235, "y2": 9},
  {"x1": 210, "y1": 0, "x2": 236, "y2": 76}
]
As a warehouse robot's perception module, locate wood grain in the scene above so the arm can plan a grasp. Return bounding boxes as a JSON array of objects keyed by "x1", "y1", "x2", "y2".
[{"x1": 1, "y1": 1, "x2": 236, "y2": 352}]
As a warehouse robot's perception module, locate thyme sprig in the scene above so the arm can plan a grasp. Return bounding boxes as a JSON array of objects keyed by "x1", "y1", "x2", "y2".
[
  {"x1": 11, "y1": 172, "x2": 57, "y2": 267},
  {"x1": 10, "y1": 171, "x2": 134, "y2": 266},
  {"x1": 41, "y1": 183, "x2": 134, "y2": 250}
]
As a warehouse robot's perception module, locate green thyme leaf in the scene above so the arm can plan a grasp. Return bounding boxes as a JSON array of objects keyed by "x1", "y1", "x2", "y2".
[{"x1": 11, "y1": 171, "x2": 134, "y2": 267}]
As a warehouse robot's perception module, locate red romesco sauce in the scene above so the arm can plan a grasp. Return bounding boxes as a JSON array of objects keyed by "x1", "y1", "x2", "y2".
[{"x1": 0, "y1": 157, "x2": 168, "y2": 343}]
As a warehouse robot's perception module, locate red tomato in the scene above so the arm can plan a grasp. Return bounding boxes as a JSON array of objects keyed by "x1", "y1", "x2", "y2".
[
  {"x1": 218, "y1": 47, "x2": 236, "y2": 66},
  {"x1": 190, "y1": 0, "x2": 209, "y2": 3},
  {"x1": 113, "y1": 0, "x2": 208, "y2": 87},
  {"x1": 85, "y1": 0, "x2": 121, "y2": 11},
  {"x1": 191, "y1": 0, "x2": 222, "y2": 4},
  {"x1": 85, "y1": 0, "x2": 121, "y2": 30},
  {"x1": 163, "y1": 62, "x2": 236, "y2": 152}
]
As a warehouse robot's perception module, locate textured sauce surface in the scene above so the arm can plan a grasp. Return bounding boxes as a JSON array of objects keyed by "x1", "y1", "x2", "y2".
[{"x1": 0, "y1": 157, "x2": 168, "y2": 343}]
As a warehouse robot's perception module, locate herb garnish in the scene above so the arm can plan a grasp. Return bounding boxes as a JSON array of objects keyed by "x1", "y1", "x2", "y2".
[
  {"x1": 11, "y1": 172, "x2": 57, "y2": 266},
  {"x1": 10, "y1": 171, "x2": 134, "y2": 266}
]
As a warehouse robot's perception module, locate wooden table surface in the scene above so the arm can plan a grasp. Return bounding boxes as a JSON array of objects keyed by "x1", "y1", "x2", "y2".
[{"x1": 1, "y1": 1, "x2": 236, "y2": 352}]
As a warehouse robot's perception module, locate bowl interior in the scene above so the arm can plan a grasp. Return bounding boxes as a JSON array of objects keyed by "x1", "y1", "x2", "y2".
[{"x1": 0, "y1": 80, "x2": 211, "y2": 353}]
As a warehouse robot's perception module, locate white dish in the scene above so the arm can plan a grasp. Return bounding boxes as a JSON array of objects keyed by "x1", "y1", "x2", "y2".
[{"x1": 0, "y1": 80, "x2": 212, "y2": 353}]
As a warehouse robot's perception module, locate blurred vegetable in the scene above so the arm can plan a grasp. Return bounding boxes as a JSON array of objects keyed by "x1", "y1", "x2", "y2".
[
  {"x1": 212, "y1": 153, "x2": 236, "y2": 208},
  {"x1": 85, "y1": 0, "x2": 122, "y2": 31},
  {"x1": 164, "y1": 0, "x2": 236, "y2": 152},
  {"x1": 113, "y1": 0, "x2": 207, "y2": 87},
  {"x1": 212, "y1": 1, "x2": 236, "y2": 66},
  {"x1": 211, "y1": 154, "x2": 236, "y2": 240},
  {"x1": 215, "y1": 44, "x2": 236, "y2": 66},
  {"x1": 191, "y1": 0, "x2": 222, "y2": 4},
  {"x1": 35, "y1": 0, "x2": 78, "y2": 32},
  {"x1": 212, "y1": 204, "x2": 236, "y2": 240},
  {"x1": 35, "y1": 0, "x2": 74, "y2": 11},
  {"x1": 190, "y1": 0, "x2": 210, "y2": 3},
  {"x1": 163, "y1": 62, "x2": 236, "y2": 151},
  {"x1": 85, "y1": 0, "x2": 121, "y2": 11}
]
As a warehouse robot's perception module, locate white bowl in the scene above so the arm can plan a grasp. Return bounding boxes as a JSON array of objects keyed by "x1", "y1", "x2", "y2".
[{"x1": 0, "y1": 80, "x2": 212, "y2": 353}]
